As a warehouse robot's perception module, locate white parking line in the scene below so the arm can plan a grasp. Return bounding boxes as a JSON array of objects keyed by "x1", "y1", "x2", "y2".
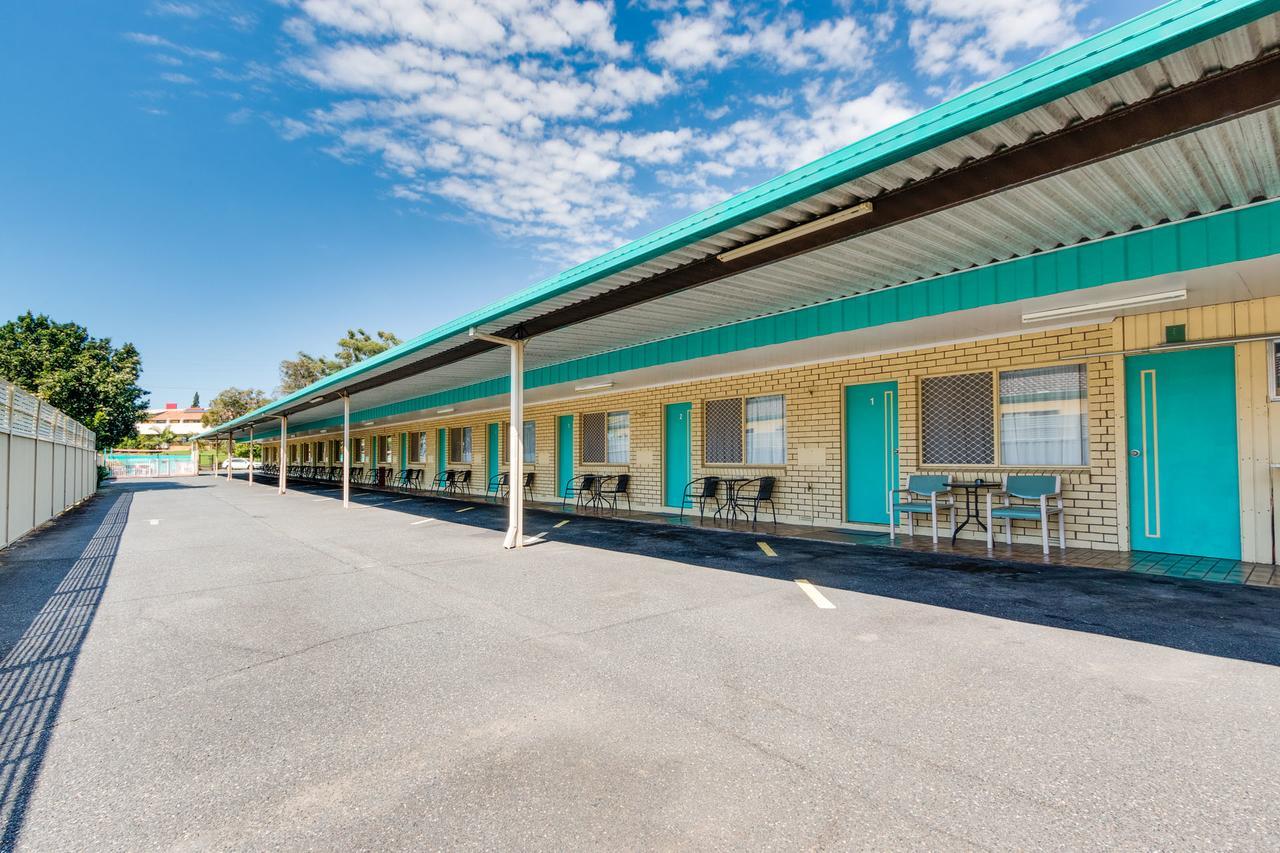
[
  {"x1": 149, "y1": 519, "x2": 160, "y2": 526},
  {"x1": 312, "y1": 498, "x2": 328, "y2": 502},
  {"x1": 795, "y1": 579, "x2": 835, "y2": 609},
  {"x1": 554, "y1": 519, "x2": 570, "y2": 528},
  {"x1": 455, "y1": 507, "x2": 473, "y2": 513},
  {"x1": 410, "y1": 518, "x2": 434, "y2": 526},
  {"x1": 390, "y1": 498, "x2": 411, "y2": 503}
]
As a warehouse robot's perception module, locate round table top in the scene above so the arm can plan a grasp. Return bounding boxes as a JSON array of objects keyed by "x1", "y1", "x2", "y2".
[{"x1": 946, "y1": 480, "x2": 1000, "y2": 488}]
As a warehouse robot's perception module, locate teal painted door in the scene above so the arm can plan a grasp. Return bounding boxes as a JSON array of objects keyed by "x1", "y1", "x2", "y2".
[
  {"x1": 487, "y1": 423, "x2": 500, "y2": 484},
  {"x1": 556, "y1": 415, "x2": 574, "y2": 498},
  {"x1": 1126, "y1": 347, "x2": 1240, "y2": 559},
  {"x1": 844, "y1": 381, "x2": 899, "y2": 524},
  {"x1": 663, "y1": 402, "x2": 692, "y2": 508},
  {"x1": 436, "y1": 429, "x2": 446, "y2": 475}
]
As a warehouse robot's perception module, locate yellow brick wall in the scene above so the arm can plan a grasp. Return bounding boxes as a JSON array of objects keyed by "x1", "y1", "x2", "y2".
[{"x1": 268, "y1": 321, "x2": 1123, "y2": 550}]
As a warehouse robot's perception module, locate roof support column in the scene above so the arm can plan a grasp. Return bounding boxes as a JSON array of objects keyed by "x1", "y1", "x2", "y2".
[
  {"x1": 248, "y1": 426, "x2": 254, "y2": 484},
  {"x1": 469, "y1": 328, "x2": 526, "y2": 550},
  {"x1": 279, "y1": 415, "x2": 288, "y2": 495},
  {"x1": 226, "y1": 434, "x2": 232, "y2": 480},
  {"x1": 342, "y1": 394, "x2": 350, "y2": 509}
]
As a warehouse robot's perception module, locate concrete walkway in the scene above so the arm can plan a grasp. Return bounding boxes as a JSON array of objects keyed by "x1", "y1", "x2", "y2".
[{"x1": 2, "y1": 477, "x2": 1278, "y2": 850}]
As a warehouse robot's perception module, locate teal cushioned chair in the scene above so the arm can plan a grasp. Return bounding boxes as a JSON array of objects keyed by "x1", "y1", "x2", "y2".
[
  {"x1": 890, "y1": 474, "x2": 955, "y2": 544},
  {"x1": 985, "y1": 474, "x2": 1065, "y2": 554}
]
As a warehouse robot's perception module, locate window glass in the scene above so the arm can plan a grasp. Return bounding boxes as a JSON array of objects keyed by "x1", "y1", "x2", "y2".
[
  {"x1": 920, "y1": 373, "x2": 995, "y2": 465},
  {"x1": 523, "y1": 420, "x2": 536, "y2": 463},
  {"x1": 382, "y1": 435, "x2": 393, "y2": 464},
  {"x1": 315, "y1": 442, "x2": 326, "y2": 463},
  {"x1": 999, "y1": 365, "x2": 1088, "y2": 465},
  {"x1": 745, "y1": 395, "x2": 785, "y2": 464},
  {"x1": 449, "y1": 427, "x2": 472, "y2": 463},
  {"x1": 607, "y1": 412, "x2": 630, "y2": 464}
]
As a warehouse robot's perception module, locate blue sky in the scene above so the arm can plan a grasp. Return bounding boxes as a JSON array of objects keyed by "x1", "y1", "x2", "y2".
[{"x1": 0, "y1": 0, "x2": 1159, "y2": 407}]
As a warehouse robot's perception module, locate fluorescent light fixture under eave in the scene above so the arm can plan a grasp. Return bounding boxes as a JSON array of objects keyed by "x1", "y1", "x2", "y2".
[
  {"x1": 309, "y1": 396, "x2": 324, "y2": 403},
  {"x1": 1021, "y1": 289, "x2": 1187, "y2": 323},
  {"x1": 717, "y1": 202, "x2": 873, "y2": 263},
  {"x1": 436, "y1": 407, "x2": 455, "y2": 414},
  {"x1": 574, "y1": 381, "x2": 614, "y2": 392}
]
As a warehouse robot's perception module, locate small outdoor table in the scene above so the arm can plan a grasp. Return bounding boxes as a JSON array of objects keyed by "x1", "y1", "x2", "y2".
[
  {"x1": 715, "y1": 477, "x2": 753, "y2": 524},
  {"x1": 946, "y1": 480, "x2": 1001, "y2": 544}
]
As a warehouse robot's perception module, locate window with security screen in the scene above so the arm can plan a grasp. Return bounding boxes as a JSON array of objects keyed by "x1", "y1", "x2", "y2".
[
  {"x1": 352, "y1": 437, "x2": 366, "y2": 462},
  {"x1": 581, "y1": 411, "x2": 629, "y2": 464},
  {"x1": 449, "y1": 427, "x2": 472, "y2": 463},
  {"x1": 315, "y1": 442, "x2": 326, "y2": 463},
  {"x1": 920, "y1": 372, "x2": 995, "y2": 465},
  {"x1": 705, "y1": 395, "x2": 785, "y2": 464}
]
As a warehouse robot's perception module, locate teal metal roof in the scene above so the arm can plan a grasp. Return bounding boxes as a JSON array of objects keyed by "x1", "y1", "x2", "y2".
[{"x1": 199, "y1": 0, "x2": 1280, "y2": 439}]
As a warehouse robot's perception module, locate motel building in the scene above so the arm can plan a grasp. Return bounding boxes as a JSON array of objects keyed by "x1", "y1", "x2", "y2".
[{"x1": 202, "y1": 0, "x2": 1280, "y2": 574}]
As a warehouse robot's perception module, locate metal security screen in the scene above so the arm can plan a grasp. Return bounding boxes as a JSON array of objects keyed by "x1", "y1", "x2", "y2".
[
  {"x1": 581, "y1": 411, "x2": 607, "y2": 464},
  {"x1": 921, "y1": 372, "x2": 995, "y2": 465},
  {"x1": 705, "y1": 398, "x2": 743, "y2": 464}
]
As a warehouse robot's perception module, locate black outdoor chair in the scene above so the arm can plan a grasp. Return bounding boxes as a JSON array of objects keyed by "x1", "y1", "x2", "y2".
[
  {"x1": 522, "y1": 472, "x2": 535, "y2": 501},
  {"x1": 561, "y1": 474, "x2": 598, "y2": 510},
  {"x1": 680, "y1": 476, "x2": 722, "y2": 520},
  {"x1": 348, "y1": 466, "x2": 363, "y2": 484},
  {"x1": 430, "y1": 469, "x2": 452, "y2": 494},
  {"x1": 404, "y1": 468, "x2": 423, "y2": 491},
  {"x1": 487, "y1": 472, "x2": 509, "y2": 502},
  {"x1": 736, "y1": 476, "x2": 778, "y2": 529},
  {"x1": 597, "y1": 474, "x2": 632, "y2": 514}
]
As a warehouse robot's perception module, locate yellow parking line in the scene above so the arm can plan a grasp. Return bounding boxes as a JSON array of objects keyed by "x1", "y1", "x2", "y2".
[
  {"x1": 456, "y1": 507, "x2": 473, "y2": 513},
  {"x1": 795, "y1": 579, "x2": 835, "y2": 609},
  {"x1": 554, "y1": 519, "x2": 570, "y2": 528},
  {"x1": 757, "y1": 541, "x2": 777, "y2": 557}
]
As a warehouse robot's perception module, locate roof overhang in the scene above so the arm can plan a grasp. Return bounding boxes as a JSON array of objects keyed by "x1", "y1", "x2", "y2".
[{"x1": 200, "y1": 1, "x2": 1280, "y2": 440}]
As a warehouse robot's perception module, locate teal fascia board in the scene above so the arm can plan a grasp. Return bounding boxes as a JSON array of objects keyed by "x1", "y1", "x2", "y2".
[
  {"x1": 240, "y1": 200, "x2": 1279, "y2": 441},
  {"x1": 199, "y1": 0, "x2": 1278, "y2": 439}
]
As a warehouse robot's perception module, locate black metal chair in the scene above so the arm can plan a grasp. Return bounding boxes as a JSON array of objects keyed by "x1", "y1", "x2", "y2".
[
  {"x1": 597, "y1": 474, "x2": 631, "y2": 514},
  {"x1": 405, "y1": 468, "x2": 423, "y2": 491},
  {"x1": 736, "y1": 476, "x2": 778, "y2": 529},
  {"x1": 454, "y1": 469, "x2": 472, "y2": 495},
  {"x1": 522, "y1": 472, "x2": 535, "y2": 501},
  {"x1": 561, "y1": 474, "x2": 598, "y2": 510},
  {"x1": 679, "y1": 476, "x2": 722, "y2": 520},
  {"x1": 487, "y1": 471, "x2": 509, "y2": 502}
]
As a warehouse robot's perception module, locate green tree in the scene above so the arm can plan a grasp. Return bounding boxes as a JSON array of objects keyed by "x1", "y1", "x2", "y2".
[
  {"x1": 191, "y1": 391, "x2": 200, "y2": 408},
  {"x1": 277, "y1": 328, "x2": 401, "y2": 395},
  {"x1": 0, "y1": 311, "x2": 148, "y2": 448},
  {"x1": 201, "y1": 387, "x2": 271, "y2": 428}
]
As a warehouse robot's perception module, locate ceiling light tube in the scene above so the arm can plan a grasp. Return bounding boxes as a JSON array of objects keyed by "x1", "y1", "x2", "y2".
[
  {"x1": 574, "y1": 381, "x2": 614, "y2": 392},
  {"x1": 717, "y1": 202, "x2": 873, "y2": 263},
  {"x1": 1021, "y1": 289, "x2": 1187, "y2": 323},
  {"x1": 436, "y1": 407, "x2": 455, "y2": 414},
  {"x1": 309, "y1": 396, "x2": 324, "y2": 403}
]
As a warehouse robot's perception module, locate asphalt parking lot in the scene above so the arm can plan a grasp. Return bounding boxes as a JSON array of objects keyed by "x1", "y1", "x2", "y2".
[{"x1": 2, "y1": 477, "x2": 1278, "y2": 850}]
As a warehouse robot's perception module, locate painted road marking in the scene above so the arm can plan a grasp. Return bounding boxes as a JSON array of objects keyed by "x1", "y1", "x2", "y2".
[
  {"x1": 526, "y1": 532, "x2": 547, "y2": 544},
  {"x1": 312, "y1": 498, "x2": 328, "y2": 502},
  {"x1": 455, "y1": 507, "x2": 473, "y2": 513},
  {"x1": 390, "y1": 498, "x2": 411, "y2": 503},
  {"x1": 795, "y1": 579, "x2": 835, "y2": 609},
  {"x1": 410, "y1": 518, "x2": 434, "y2": 526},
  {"x1": 149, "y1": 519, "x2": 160, "y2": 526},
  {"x1": 757, "y1": 541, "x2": 777, "y2": 557},
  {"x1": 554, "y1": 519, "x2": 570, "y2": 528}
]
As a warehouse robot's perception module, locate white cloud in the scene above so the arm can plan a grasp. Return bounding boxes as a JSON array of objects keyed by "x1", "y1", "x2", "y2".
[
  {"x1": 907, "y1": 0, "x2": 1084, "y2": 80},
  {"x1": 647, "y1": 2, "x2": 873, "y2": 72}
]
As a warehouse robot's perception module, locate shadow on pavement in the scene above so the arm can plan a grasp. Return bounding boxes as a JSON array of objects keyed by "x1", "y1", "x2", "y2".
[
  {"x1": 279, "y1": 479, "x2": 1280, "y2": 668},
  {"x1": 0, "y1": 489, "x2": 136, "y2": 848}
]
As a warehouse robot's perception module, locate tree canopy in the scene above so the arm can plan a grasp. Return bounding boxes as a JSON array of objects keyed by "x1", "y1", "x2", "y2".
[
  {"x1": 0, "y1": 311, "x2": 148, "y2": 448},
  {"x1": 277, "y1": 328, "x2": 402, "y2": 395},
  {"x1": 201, "y1": 387, "x2": 272, "y2": 428}
]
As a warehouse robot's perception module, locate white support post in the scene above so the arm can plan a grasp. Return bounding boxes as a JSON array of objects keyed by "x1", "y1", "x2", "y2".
[
  {"x1": 248, "y1": 426, "x2": 254, "y2": 484},
  {"x1": 279, "y1": 415, "x2": 289, "y2": 495},
  {"x1": 507, "y1": 338, "x2": 525, "y2": 549},
  {"x1": 342, "y1": 394, "x2": 351, "y2": 509},
  {"x1": 469, "y1": 328, "x2": 528, "y2": 550},
  {"x1": 226, "y1": 434, "x2": 233, "y2": 480}
]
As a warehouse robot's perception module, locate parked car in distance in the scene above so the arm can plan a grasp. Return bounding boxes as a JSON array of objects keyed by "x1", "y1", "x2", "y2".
[{"x1": 220, "y1": 457, "x2": 261, "y2": 470}]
